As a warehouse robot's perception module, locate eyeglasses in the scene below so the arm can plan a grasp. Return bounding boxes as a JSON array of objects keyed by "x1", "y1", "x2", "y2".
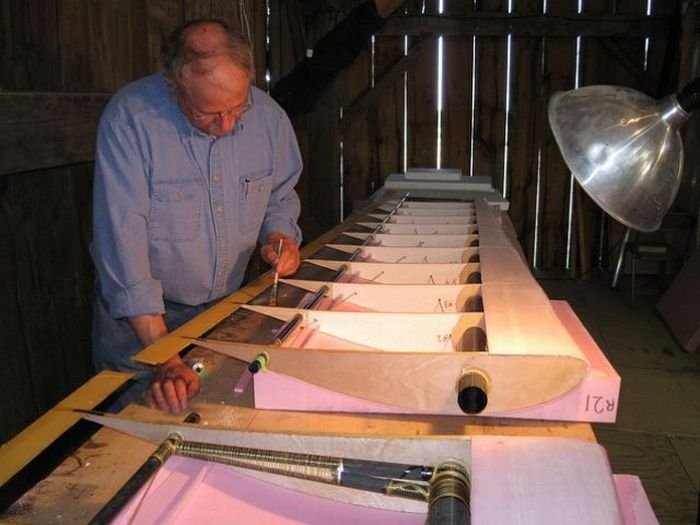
[{"x1": 186, "y1": 90, "x2": 253, "y2": 122}]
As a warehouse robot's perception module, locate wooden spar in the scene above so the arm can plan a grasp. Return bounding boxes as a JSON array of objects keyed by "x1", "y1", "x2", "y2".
[
  {"x1": 368, "y1": 213, "x2": 477, "y2": 224},
  {"x1": 304, "y1": 260, "x2": 482, "y2": 284},
  {"x1": 380, "y1": 200, "x2": 476, "y2": 209},
  {"x1": 281, "y1": 279, "x2": 482, "y2": 313},
  {"x1": 378, "y1": 208, "x2": 477, "y2": 217},
  {"x1": 325, "y1": 244, "x2": 479, "y2": 263},
  {"x1": 190, "y1": 338, "x2": 587, "y2": 414},
  {"x1": 342, "y1": 232, "x2": 480, "y2": 248},
  {"x1": 355, "y1": 222, "x2": 479, "y2": 234},
  {"x1": 83, "y1": 413, "x2": 471, "y2": 514}
]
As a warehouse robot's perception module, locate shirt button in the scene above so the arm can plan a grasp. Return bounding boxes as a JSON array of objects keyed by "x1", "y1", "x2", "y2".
[
  {"x1": 213, "y1": 175, "x2": 220, "y2": 182},
  {"x1": 216, "y1": 205, "x2": 223, "y2": 214}
]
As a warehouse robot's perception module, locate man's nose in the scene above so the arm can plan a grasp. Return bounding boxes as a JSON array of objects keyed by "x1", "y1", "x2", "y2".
[{"x1": 217, "y1": 112, "x2": 237, "y2": 133}]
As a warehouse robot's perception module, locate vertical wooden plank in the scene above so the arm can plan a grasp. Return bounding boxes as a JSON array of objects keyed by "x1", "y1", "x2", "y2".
[
  {"x1": 306, "y1": 89, "x2": 341, "y2": 233},
  {"x1": 184, "y1": 0, "x2": 212, "y2": 21},
  {"x1": 267, "y1": 0, "x2": 306, "y2": 85},
  {"x1": 0, "y1": 177, "x2": 35, "y2": 441},
  {"x1": 143, "y1": 0, "x2": 183, "y2": 74},
  {"x1": 0, "y1": 0, "x2": 61, "y2": 91},
  {"x1": 247, "y1": 0, "x2": 269, "y2": 89},
  {"x1": 402, "y1": 1, "x2": 437, "y2": 169},
  {"x1": 609, "y1": 0, "x2": 647, "y2": 88},
  {"x1": 339, "y1": 48, "x2": 373, "y2": 216},
  {"x1": 644, "y1": 0, "x2": 681, "y2": 96},
  {"x1": 440, "y1": 0, "x2": 472, "y2": 174},
  {"x1": 407, "y1": 34, "x2": 438, "y2": 168},
  {"x1": 506, "y1": 0, "x2": 542, "y2": 266},
  {"x1": 473, "y1": 1, "x2": 507, "y2": 187},
  {"x1": 58, "y1": 0, "x2": 145, "y2": 91},
  {"x1": 0, "y1": 165, "x2": 95, "y2": 443},
  {"x1": 575, "y1": 0, "x2": 620, "y2": 274},
  {"x1": 374, "y1": 33, "x2": 407, "y2": 186},
  {"x1": 677, "y1": 2, "x2": 700, "y2": 236},
  {"x1": 539, "y1": 0, "x2": 578, "y2": 271}
]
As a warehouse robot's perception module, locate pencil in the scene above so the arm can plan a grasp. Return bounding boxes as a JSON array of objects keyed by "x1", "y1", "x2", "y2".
[{"x1": 269, "y1": 238, "x2": 283, "y2": 306}]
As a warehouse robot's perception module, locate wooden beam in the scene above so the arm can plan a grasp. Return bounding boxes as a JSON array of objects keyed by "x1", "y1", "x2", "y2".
[
  {"x1": 341, "y1": 37, "x2": 429, "y2": 133},
  {"x1": 0, "y1": 92, "x2": 110, "y2": 176},
  {"x1": 599, "y1": 39, "x2": 646, "y2": 87},
  {"x1": 380, "y1": 13, "x2": 672, "y2": 38}
]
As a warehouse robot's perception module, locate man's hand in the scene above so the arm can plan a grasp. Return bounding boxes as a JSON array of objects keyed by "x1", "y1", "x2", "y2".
[
  {"x1": 145, "y1": 355, "x2": 201, "y2": 413},
  {"x1": 261, "y1": 232, "x2": 301, "y2": 276}
]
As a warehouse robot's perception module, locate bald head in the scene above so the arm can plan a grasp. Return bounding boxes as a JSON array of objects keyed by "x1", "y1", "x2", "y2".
[{"x1": 161, "y1": 19, "x2": 255, "y2": 85}]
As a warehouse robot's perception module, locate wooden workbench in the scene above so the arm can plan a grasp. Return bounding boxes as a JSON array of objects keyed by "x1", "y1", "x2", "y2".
[{"x1": 0, "y1": 189, "x2": 596, "y2": 522}]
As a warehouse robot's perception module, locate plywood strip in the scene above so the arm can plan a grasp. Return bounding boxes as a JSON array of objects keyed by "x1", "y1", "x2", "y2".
[{"x1": 0, "y1": 371, "x2": 132, "y2": 486}]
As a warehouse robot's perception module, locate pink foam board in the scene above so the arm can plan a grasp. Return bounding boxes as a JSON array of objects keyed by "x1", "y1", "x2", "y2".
[{"x1": 112, "y1": 437, "x2": 651, "y2": 524}]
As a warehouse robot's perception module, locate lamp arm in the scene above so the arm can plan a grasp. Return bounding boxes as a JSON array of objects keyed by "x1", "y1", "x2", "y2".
[{"x1": 677, "y1": 77, "x2": 700, "y2": 112}]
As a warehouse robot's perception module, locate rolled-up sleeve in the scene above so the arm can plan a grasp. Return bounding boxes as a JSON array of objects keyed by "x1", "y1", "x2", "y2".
[
  {"x1": 91, "y1": 117, "x2": 165, "y2": 319},
  {"x1": 259, "y1": 111, "x2": 303, "y2": 245}
]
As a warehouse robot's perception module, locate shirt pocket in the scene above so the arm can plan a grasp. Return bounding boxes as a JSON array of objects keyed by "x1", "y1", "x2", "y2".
[
  {"x1": 238, "y1": 169, "x2": 273, "y2": 234},
  {"x1": 149, "y1": 181, "x2": 203, "y2": 242}
]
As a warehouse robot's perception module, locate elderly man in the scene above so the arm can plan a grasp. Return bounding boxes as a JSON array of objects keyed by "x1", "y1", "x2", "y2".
[{"x1": 91, "y1": 20, "x2": 302, "y2": 413}]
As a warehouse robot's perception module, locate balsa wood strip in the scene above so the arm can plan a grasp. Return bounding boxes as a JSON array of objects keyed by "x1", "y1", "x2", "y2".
[
  {"x1": 481, "y1": 284, "x2": 587, "y2": 361},
  {"x1": 478, "y1": 246, "x2": 536, "y2": 284}
]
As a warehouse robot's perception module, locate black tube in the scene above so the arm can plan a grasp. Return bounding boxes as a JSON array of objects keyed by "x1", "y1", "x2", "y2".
[
  {"x1": 343, "y1": 458, "x2": 433, "y2": 482},
  {"x1": 328, "y1": 263, "x2": 349, "y2": 282},
  {"x1": 272, "y1": 313, "x2": 304, "y2": 345},
  {"x1": 427, "y1": 461, "x2": 471, "y2": 525},
  {"x1": 677, "y1": 77, "x2": 700, "y2": 113},
  {"x1": 298, "y1": 285, "x2": 330, "y2": 310},
  {"x1": 88, "y1": 433, "x2": 182, "y2": 524}
]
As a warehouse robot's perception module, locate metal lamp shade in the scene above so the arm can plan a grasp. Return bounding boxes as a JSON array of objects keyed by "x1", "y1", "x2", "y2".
[{"x1": 548, "y1": 85, "x2": 689, "y2": 232}]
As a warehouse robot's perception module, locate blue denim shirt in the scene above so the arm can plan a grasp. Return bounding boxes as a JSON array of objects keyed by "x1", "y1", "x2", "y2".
[{"x1": 91, "y1": 73, "x2": 302, "y2": 319}]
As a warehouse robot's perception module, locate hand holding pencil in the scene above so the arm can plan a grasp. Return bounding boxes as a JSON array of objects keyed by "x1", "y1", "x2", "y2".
[{"x1": 261, "y1": 232, "x2": 301, "y2": 278}]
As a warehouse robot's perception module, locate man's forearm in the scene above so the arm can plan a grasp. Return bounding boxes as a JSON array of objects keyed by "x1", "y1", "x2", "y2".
[{"x1": 128, "y1": 314, "x2": 169, "y2": 348}]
